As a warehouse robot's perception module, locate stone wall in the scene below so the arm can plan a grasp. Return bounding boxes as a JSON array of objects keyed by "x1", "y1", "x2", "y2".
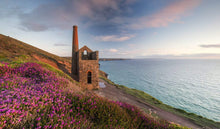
[
  {"x1": 77, "y1": 46, "x2": 99, "y2": 90},
  {"x1": 78, "y1": 60, "x2": 99, "y2": 89}
]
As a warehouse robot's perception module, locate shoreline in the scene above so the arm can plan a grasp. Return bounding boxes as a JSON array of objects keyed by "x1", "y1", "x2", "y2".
[{"x1": 95, "y1": 76, "x2": 220, "y2": 129}]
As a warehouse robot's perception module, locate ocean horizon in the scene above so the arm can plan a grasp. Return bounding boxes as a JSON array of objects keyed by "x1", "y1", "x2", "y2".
[{"x1": 99, "y1": 59, "x2": 220, "y2": 122}]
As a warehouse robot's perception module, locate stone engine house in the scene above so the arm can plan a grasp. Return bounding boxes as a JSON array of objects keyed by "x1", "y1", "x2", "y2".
[{"x1": 71, "y1": 26, "x2": 99, "y2": 90}]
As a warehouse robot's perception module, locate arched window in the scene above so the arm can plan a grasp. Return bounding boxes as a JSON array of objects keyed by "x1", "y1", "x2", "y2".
[
  {"x1": 87, "y1": 71, "x2": 92, "y2": 84},
  {"x1": 83, "y1": 50, "x2": 87, "y2": 55}
]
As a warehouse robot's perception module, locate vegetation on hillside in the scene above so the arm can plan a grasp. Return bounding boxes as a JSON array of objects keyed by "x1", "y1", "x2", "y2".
[
  {"x1": 0, "y1": 62, "x2": 186, "y2": 128},
  {"x1": 0, "y1": 34, "x2": 66, "y2": 62},
  {"x1": 0, "y1": 34, "x2": 71, "y2": 76}
]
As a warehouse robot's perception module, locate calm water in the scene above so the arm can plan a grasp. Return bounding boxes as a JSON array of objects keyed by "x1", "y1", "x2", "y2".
[{"x1": 99, "y1": 59, "x2": 220, "y2": 122}]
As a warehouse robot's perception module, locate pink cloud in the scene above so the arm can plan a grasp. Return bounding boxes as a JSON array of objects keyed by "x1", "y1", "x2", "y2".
[
  {"x1": 200, "y1": 44, "x2": 220, "y2": 48},
  {"x1": 109, "y1": 49, "x2": 118, "y2": 52},
  {"x1": 74, "y1": 0, "x2": 119, "y2": 18},
  {"x1": 130, "y1": 0, "x2": 201, "y2": 29},
  {"x1": 20, "y1": 0, "x2": 135, "y2": 31}
]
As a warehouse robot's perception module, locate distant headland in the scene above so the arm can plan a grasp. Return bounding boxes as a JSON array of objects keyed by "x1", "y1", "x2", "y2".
[{"x1": 99, "y1": 58, "x2": 131, "y2": 61}]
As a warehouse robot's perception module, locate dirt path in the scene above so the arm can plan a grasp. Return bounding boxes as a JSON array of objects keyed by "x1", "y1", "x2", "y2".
[{"x1": 94, "y1": 79, "x2": 203, "y2": 129}]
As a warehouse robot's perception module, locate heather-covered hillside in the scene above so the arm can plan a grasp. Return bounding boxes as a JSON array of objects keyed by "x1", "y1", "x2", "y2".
[
  {"x1": 0, "y1": 34, "x2": 200, "y2": 128},
  {"x1": 0, "y1": 34, "x2": 71, "y2": 75},
  {"x1": 0, "y1": 62, "x2": 185, "y2": 128}
]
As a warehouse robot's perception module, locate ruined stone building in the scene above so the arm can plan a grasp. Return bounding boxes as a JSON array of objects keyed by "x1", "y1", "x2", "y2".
[{"x1": 71, "y1": 26, "x2": 99, "y2": 90}]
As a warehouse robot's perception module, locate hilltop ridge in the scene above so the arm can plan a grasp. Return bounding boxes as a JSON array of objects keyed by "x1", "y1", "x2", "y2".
[{"x1": 0, "y1": 34, "x2": 71, "y2": 75}]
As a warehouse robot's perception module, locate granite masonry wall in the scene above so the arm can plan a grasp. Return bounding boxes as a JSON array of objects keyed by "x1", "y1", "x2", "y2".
[{"x1": 77, "y1": 46, "x2": 99, "y2": 90}]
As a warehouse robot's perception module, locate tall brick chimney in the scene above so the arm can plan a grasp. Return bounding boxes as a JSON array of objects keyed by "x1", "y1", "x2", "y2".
[
  {"x1": 71, "y1": 25, "x2": 79, "y2": 77},
  {"x1": 72, "y1": 26, "x2": 79, "y2": 52}
]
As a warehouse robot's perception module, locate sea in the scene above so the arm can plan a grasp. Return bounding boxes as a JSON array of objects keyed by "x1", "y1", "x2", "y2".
[{"x1": 99, "y1": 59, "x2": 220, "y2": 122}]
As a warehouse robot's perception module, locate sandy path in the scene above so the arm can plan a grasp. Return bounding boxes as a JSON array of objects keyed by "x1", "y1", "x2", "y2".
[{"x1": 94, "y1": 79, "x2": 203, "y2": 129}]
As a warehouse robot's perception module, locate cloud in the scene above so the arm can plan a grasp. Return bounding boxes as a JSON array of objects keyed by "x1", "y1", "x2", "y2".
[
  {"x1": 19, "y1": 2, "x2": 79, "y2": 31},
  {"x1": 1, "y1": 0, "x2": 199, "y2": 35},
  {"x1": 54, "y1": 43, "x2": 70, "y2": 46},
  {"x1": 200, "y1": 44, "x2": 220, "y2": 48},
  {"x1": 95, "y1": 34, "x2": 134, "y2": 42},
  {"x1": 139, "y1": 53, "x2": 220, "y2": 59},
  {"x1": 18, "y1": 0, "x2": 136, "y2": 31},
  {"x1": 129, "y1": 0, "x2": 201, "y2": 29},
  {"x1": 118, "y1": 52, "x2": 129, "y2": 55},
  {"x1": 128, "y1": 44, "x2": 135, "y2": 47},
  {"x1": 109, "y1": 49, "x2": 118, "y2": 52}
]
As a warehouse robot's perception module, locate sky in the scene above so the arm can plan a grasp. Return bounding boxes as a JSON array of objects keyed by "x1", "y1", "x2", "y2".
[{"x1": 1, "y1": 0, "x2": 220, "y2": 58}]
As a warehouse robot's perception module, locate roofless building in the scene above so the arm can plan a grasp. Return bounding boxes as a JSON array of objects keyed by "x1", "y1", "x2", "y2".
[{"x1": 71, "y1": 26, "x2": 99, "y2": 90}]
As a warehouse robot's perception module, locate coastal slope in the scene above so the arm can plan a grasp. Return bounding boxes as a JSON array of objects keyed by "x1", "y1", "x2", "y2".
[
  {"x1": 1, "y1": 33, "x2": 219, "y2": 128},
  {"x1": 0, "y1": 34, "x2": 71, "y2": 76},
  {"x1": 97, "y1": 76, "x2": 220, "y2": 129},
  {"x1": 95, "y1": 79, "x2": 201, "y2": 129}
]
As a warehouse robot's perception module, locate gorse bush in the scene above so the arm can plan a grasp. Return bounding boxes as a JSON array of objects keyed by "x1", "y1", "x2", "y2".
[{"x1": 0, "y1": 62, "x2": 185, "y2": 128}]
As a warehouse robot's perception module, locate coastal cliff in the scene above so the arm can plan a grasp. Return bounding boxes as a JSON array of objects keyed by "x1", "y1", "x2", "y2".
[
  {"x1": 97, "y1": 72, "x2": 220, "y2": 129},
  {"x1": 1, "y1": 34, "x2": 219, "y2": 128}
]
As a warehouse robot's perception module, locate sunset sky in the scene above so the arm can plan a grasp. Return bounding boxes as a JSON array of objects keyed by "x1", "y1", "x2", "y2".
[{"x1": 1, "y1": 0, "x2": 220, "y2": 58}]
